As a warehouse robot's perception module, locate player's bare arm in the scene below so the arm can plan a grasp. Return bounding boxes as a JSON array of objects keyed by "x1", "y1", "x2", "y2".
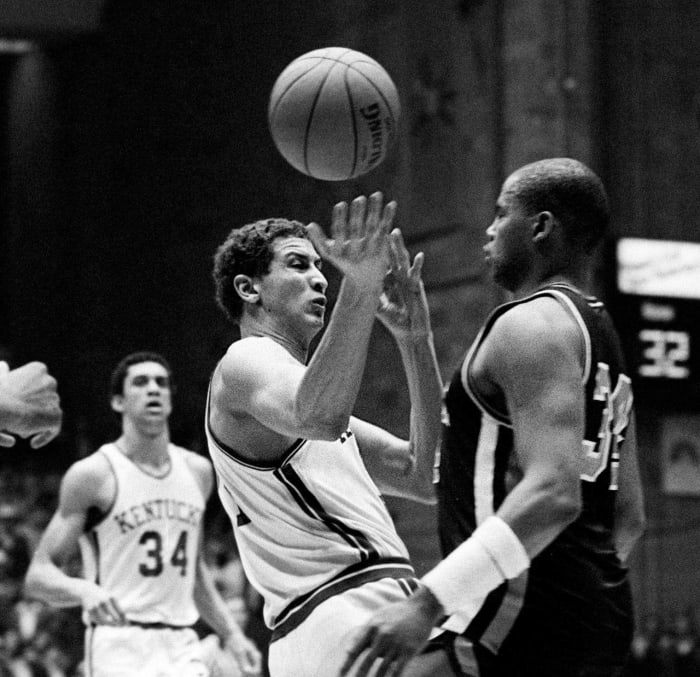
[
  {"x1": 212, "y1": 193, "x2": 396, "y2": 462},
  {"x1": 24, "y1": 454, "x2": 126, "y2": 625},
  {"x1": 341, "y1": 298, "x2": 589, "y2": 677},
  {"x1": 481, "y1": 297, "x2": 586, "y2": 555},
  {"x1": 612, "y1": 412, "x2": 645, "y2": 561},
  {"x1": 181, "y1": 452, "x2": 263, "y2": 675},
  {"x1": 352, "y1": 229, "x2": 442, "y2": 505}
]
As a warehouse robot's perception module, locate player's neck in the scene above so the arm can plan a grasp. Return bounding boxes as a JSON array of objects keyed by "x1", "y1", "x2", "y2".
[
  {"x1": 115, "y1": 427, "x2": 171, "y2": 472},
  {"x1": 240, "y1": 317, "x2": 311, "y2": 364},
  {"x1": 510, "y1": 267, "x2": 590, "y2": 300}
]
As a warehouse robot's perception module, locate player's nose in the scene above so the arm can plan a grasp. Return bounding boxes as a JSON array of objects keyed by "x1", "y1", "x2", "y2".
[{"x1": 310, "y1": 269, "x2": 328, "y2": 293}]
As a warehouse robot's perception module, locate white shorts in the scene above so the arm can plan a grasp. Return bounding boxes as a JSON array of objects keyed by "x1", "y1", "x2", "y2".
[
  {"x1": 85, "y1": 624, "x2": 209, "y2": 677},
  {"x1": 268, "y1": 577, "x2": 413, "y2": 677}
]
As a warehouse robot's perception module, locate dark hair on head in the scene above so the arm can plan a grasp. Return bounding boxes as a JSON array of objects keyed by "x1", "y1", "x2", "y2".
[
  {"x1": 109, "y1": 351, "x2": 173, "y2": 397},
  {"x1": 510, "y1": 158, "x2": 610, "y2": 252},
  {"x1": 212, "y1": 218, "x2": 308, "y2": 324}
]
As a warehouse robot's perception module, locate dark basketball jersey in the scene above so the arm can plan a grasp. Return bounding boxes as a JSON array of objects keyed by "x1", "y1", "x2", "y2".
[{"x1": 436, "y1": 283, "x2": 635, "y2": 672}]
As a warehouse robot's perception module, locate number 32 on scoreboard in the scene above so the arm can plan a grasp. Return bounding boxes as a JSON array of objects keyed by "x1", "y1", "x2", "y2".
[{"x1": 638, "y1": 329, "x2": 690, "y2": 379}]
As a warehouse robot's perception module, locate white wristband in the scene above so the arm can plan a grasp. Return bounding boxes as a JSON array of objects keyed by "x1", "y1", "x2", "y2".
[{"x1": 421, "y1": 516, "x2": 529, "y2": 621}]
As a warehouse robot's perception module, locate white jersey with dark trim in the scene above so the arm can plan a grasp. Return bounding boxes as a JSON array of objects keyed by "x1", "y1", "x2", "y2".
[
  {"x1": 205, "y1": 401, "x2": 413, "y2": 633},
  {"x1": 79, "y1": 443, "x2": 205, "y2": 626}
]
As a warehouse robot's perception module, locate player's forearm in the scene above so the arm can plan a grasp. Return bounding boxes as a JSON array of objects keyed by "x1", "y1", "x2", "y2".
[
  {"x1": 296, "y1": 278, "x2": 382, "y2": 436},
  {"x1": 193, "y1": 564, "x2": 243, "y2": 642},
  {"x1": 24, "y1": 560, "x2": 94, "y2": 608},
  {"x1": 397, "y1": 333, "x2": 443, "y2": 500}
]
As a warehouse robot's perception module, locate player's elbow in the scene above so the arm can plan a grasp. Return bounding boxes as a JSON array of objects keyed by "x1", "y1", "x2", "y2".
[
  {"x1": 619, "y1": 503, "x2": 646, "y2": 543},
  {"x1": 536, "y1": 474, "x2": 582, "y2": 527},
  {"x1": 294, "y1": 409, "x2": 350, "y2": 440},
  {"x1": 23, "y1": 562, "x2": 46, "y2": 601}
]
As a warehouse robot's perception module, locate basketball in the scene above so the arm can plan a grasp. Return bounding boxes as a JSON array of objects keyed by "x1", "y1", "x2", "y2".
[{"x1": 268, "y1": 47, "x2": 401, "y2": 181}]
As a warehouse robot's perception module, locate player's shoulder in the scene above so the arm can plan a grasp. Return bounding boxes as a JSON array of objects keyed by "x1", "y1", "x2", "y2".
[
  {"x1": 491, "y1": 294, "x2": 581, "y2": 347},
  {"x1": 173, "y1": 445, "x2": 214, "y2": 493},
  {"x1": 173, "y1": 444, "x2": 212, "y2": 471},
  {"x1": 59, "y1": 446, "x2": 115, "y2": 507},
  {"x1": 218, "y1": 337, "x2": 297, "y2": 388},
  {"x1": 64, "y1": 445, "x2": 113, "y2": 483}
]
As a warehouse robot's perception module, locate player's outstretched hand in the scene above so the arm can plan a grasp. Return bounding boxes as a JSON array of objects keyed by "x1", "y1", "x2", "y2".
[
  {"x1": 0, "y1": 361, "x2": 62, "y2": 449},
  {"x1": 224, "y1": 631, "x2": 263, "y2": 677},
  {"x1": 340, "y1": 588, "x2": 441, "y2": 677},
  {"x1": 306, "y1": 191, "x2": 396, "y2": 290},
  {"x1": 376, "y1": 229, "x2": 431, "y2": 342}
]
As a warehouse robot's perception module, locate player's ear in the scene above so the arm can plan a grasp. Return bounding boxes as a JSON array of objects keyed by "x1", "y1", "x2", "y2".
[
  {"x1": 233, "y1": 274, "x2": 260, "y2": 305},
  {"x1": 111, "y1": 394, "x2": 124, "y2": 414},
  {"x1": 532, "y1": 211, "x2": 555, "y2": 242}
]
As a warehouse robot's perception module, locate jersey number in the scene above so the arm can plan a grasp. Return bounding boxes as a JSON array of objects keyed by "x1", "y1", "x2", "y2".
[
  {"x1": 581, "y1": 362, "x2": 633, "y2": 490},
  {"x1": 138, "y1": 530, "x2": 189, "y2": 577}
]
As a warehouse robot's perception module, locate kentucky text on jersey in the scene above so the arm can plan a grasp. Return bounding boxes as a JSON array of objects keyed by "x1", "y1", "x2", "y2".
[{"x1": 113, "y1": 499, "x2": 203, "y2": 534}]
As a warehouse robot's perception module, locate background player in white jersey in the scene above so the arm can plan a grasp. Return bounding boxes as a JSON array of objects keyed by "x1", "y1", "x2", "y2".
[
  {"x1": 208, "y1": 192, "x2": 452, "y2": 676},
  {"x1": 24, "y1": 352, "x2": 262, "y2": 677}
]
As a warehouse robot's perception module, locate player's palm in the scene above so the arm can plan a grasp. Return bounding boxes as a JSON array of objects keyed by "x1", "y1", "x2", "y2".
[
  {"x1": 377, "y1": 230, "x2": 430, "y2": 340},
  {"x1": 307, "y1": 192, "x2": 396, "y2": 289}
]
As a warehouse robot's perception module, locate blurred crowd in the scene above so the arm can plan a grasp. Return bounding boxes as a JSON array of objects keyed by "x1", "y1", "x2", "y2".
[
  {"x1": 623, "y1": 608, "x2": 700, "y2": 677},
  {"x1": 0, "y1": 466, "x2": 270, "y2": 677},
  {"x1": 0, "y1": 464, "x2": 698, "y2": 677}
]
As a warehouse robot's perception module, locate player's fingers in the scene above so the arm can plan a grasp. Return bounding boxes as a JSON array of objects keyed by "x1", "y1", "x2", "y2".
[
  {"x1": 330, "y1": 201, "x2": 349, "y2": 242},
  {"x1": 353, "y1": 645, "x2": 386, "y2": 677},
  {"x1": 385, "y1": 657, "x2": 410, "y2": 677},
  {"x1": 349, "y1": 195, "x2": 368, "y2": 240},
  {"x1": 108, "y1": 598, "x2": 127, "y2": 624},
  {"x1": 408, "y1": 252, "x2": 425, "y2": 282},
  {"x1": 306, "y1": 223, "x2": 330, "y2": 258},
  {"x1": 0, "y1": 361, "x2": 9, "y2": 379},
  {"x1": 390, "y1": 229, "x2": 411, "y2": 271},
  {"x1": 380, "y1": 200, "x2": 398, "y2": 232},
  {"x1": 340, "y1": 629, "x2": 375, "y2": 675},
  {"x1": 0, "y1": 433, "x2": 16, "y2": 447},
  {"x1": 244, "y1": 648, "x2": 262, "y2": 673},
  {"x1": 365, "y1": 191, "x2": 384, "y2": 232},
  {"x1": 29, "y1": 431, "x2": 56, "y2": 449}
]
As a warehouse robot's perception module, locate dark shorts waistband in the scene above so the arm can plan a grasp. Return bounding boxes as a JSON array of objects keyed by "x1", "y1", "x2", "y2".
[{"x1": 271, "y1": 557, "x2": 417, "y2": 643}]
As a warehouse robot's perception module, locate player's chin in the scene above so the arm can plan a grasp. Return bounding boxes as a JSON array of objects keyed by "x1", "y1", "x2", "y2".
[{"x1": 306, "y1": 308, "x2": 326, "y2": 325}]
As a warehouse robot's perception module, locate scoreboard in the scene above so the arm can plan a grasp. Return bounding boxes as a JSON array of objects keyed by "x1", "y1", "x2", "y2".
[{"x1": 614, "y1": 237, "x2": 700, "y2": 409}]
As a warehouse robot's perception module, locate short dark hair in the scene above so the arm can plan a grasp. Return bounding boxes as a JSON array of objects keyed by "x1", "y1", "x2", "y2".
[
  {"x1": 109, "y1": 351, "x2": 173, "y2": 397},
  {"x1": 212, "y1": 218, "x2": 308, "y2": 324},
  {"x1": 511, "y1": 158, "x2": 610, "y2": 252}
]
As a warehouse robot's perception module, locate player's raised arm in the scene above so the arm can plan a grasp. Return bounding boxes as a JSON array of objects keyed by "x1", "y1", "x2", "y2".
[
  {"x1": 353, "y1": 229, "x2": 442, "y2": 504},
  {"x1": 215, "y1": 192, "x2": 396, "y2": 444}
]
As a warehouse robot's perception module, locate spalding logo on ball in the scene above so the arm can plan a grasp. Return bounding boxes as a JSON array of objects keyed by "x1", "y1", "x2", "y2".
[{"x1": 268, "y1": 47, "x2": 401, "y2": 181}]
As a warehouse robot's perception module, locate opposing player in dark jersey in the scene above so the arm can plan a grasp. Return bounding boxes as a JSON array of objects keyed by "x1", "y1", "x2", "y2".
[{"x1": 342, "y1": 158, "x2": 646, "y2": 677}]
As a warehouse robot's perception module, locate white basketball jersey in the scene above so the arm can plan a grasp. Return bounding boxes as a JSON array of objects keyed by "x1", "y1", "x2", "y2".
[
  {"x1": 205, "y1": 396, "x2": 415, "y2": 637},
  {"x1": 79, "y1": 443, "x2": 206, "y2": 626}
]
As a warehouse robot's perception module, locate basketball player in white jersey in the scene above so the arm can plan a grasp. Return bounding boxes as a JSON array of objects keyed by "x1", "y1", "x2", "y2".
[
  {"x1": 208, "y1": 192, "x2": 453, "y2": 676},
  {"x1": 24, "y1": 352, "x2": 262, "y2": 677}
]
